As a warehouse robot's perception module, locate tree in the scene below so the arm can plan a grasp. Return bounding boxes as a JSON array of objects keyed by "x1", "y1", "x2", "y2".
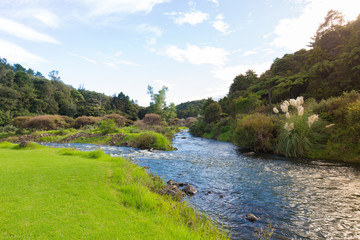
[
  {"x1": 48, "y1": 70, "x2": 61, "y2": 81},
  {"x1": 147, "y1": 85, "x2": 176, "y2": 120},
  {"x1": 204, "y1": 102, "x2": 222, "y2": 123}
]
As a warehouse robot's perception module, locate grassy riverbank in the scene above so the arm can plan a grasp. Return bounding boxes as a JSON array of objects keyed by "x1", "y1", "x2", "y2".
[
  {"x1": 0, "y1": 142, "x2": 227, "y2": 240},
  {"x1": 1, "y1": 125, "x2": 178, "y2": 151}
]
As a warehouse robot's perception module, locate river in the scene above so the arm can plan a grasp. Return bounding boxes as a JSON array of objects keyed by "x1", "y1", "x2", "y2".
[{"x1": 42, "y1": 129, "x2": 360, "y2": 239}]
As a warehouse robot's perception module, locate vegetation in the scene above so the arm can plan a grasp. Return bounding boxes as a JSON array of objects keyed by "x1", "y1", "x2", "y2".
[
  {"x1": 0, "y1": 142, "x2": 227, "y2": 239},
  {"x1": 190, "y1": 11, "x2": 360, "y2": 163}
]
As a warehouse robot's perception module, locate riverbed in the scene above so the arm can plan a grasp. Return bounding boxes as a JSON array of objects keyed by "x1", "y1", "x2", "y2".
[{"x1": 42, "y1": 129, "x2": 360, "y2": 239}]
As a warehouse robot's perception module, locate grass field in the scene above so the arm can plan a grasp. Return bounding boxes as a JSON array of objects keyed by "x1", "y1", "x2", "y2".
[{"x1": 0, "y1": 142, "x2": 227, "y2": 240}]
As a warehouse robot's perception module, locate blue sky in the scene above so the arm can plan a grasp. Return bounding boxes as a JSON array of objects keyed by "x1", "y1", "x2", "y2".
[{"x1": 0, "y1": 0, "x2": 359, "y2": 106}]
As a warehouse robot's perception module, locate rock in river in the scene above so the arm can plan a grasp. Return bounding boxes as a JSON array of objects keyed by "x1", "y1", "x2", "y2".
[
  {"x1": 245, "y1": 213, "x2": 259, "y2": 222},
  {"x1": 182, "y1": 184, "x2": 197, "y2": 195}
]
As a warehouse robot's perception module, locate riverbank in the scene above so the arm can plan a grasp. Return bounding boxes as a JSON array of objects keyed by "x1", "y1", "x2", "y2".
[
  {"x1": 190, "y1": 92, "x2": 360, "y2": 164},
  {"x1": 0, "y1": 125, "x2": 178, "y2": 151},
  {"x1": 0, "y1": 141, "x2": 228, "y2": 239}
]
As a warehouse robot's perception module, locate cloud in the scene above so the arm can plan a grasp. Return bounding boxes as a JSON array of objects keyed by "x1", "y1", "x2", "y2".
[
  {"x1": 208, "y1": 0, "x2": 219, "y2": 6},
  {"x1": 270, "y1": 0, "x2": 360, "y2": 52},
  {"x1": 0, "y1": 39, "x2": 46, "y2": 64},
  {"x1": 32, "y1": 9, "x2": 59, "y2": 28},
  {"x1": 136, "y1": 23, "x2": 162, "y2": 45},
  {"x1": 167, "y1": 10, "x2": 209, "y2": 25},
  {"x1": 69, "y1": 53, "x2": 97, "y2": 64},
  {"x1": 0, "y1": 17, "x2": 59, "y2": 44},
  {"x1": 212, "y1": 61, "x2": 272, "y2": 81},
  {"x1": 136, "y1": 24, "x2": 162, "y2": 36},
  {"x1": 212, "y1": 14, "x2": 230, "y2": 33},
  {"x1": 85, "y1": 0, "x2": 169, "y2": 16},
  {"x1": 163, "y1": 44, "x2": 229, "y2": 66}
]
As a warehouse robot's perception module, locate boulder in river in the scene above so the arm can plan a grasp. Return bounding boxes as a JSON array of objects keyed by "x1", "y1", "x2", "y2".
[
  {"x1": 159, "y1": 183, "x2": 186, "y2": 198},
  {"x1": 182, "y1": 184, "x2": 197, "y2": 195},
  {"x1": 245, "y1": 213, "x2": 259, "y2": 222}
]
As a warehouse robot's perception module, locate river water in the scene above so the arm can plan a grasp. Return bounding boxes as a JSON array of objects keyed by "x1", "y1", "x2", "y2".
[{"x1": 42, "y1": 130, "x2": 360, "y2": 239}]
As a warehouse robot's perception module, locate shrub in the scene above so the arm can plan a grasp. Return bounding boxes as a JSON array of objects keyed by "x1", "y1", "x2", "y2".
[
  {"x1": 133, "y1": 132, "x2": 171, "y2": 150},
  {"x1": 134, "y1": 133, "x2": 157, "y2": 149},
  {"x1": 143, "y1": 113, "x2": 162, "y2": 126},
  {"x1": 185, "y1": 117, "x2": 197, "y2": 127},
  {"x1": 275, "y1": 97, "x2": 328, "y2": 158},
  {"x1": 102, "y1": 114, "x2": 127, "y2": 127},
  {"x1": 73, "y1": 116, "x2": 101, "y2": 128},
  {"x1": 12, "y1": 116, "x2": 32, "y2": 128},
  {"x1": 234, "y1": 113, "x2": 278, "y2": 152},
  {"x1": 26, "y1": 115, "x2": 72, "y2": 130},
  {"x1": 98, "y1": 119, "x2": 118, "y2": 135},
  {"x1": 311, "y1": 90, "x2": 360, "y2": 123},
  {"x1": 0, "y1": 125, "x2": 17, "y2": 133},
  {"x1": 204, "y1": 102, "x2": 222, "y2": 123}
]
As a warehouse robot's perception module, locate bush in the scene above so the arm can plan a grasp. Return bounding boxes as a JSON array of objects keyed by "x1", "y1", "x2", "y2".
[
  {"x1": 204, "y1": 102, "x2": 222, "y2": 123},
  {"x1": 0, "y1": 125, "x2": 17, "y2": 133},
  {"x1": 143, "y1": 113, "x2": 162, "y2": 126},
  {"x1": 185, "y1": 117, "x2": 197, "y2": 127},
  {"x1": 311, "y1": 90, "x2": 360, "y2": 123},
  {"x1": 234, "y1": 113, "x2": 278, "y2": 152},
  {"x1": 98, "y1": 119, "x2": 118, "y2": 135},
  {"x1": 23, "y1": 115, "x2": 73, "y2": 130},
  {"x1": 12, "y1": 116, "x2": 32, "y2": 128},
  {"x1": 133, "y1": 132, "x2": 171, "y2": 150},
  {"x1": 73, "y1": 116, "x2": 101, "y2": 128},
  {"x1": 102, "y1": 114, "x2": 127, "y2": 127},
  {"x1": 134, "y1": 132, "x2": 157, "y2": 149}
]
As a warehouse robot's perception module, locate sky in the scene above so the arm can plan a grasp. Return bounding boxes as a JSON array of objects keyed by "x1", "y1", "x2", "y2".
[{"x1": 0, "y1": 0, "x2": 359, "y2": 106}]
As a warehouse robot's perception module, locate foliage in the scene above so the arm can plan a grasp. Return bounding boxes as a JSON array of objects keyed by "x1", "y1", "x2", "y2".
[
  {"x1": 14, "y1": 115, "x2": 73, "y2": 130},
  {"x1": 176, "y1": 99, "x2": 206, "y2": 118},
  {"x1": 234, "y1": 113, "x2": 278, "y2": 152},
  {"x1": 143, "y1": 113, "x2": 162, "y2": 126},
  {"x1": 0, "y1": 58, "x2": 140, "y2": 120},
  {"x1": 274, "y1": 98, "x2": 328, "y2": 158},
  {"x1": 102, "y1": 114, "x2": 127, "y2": 127},
  {"x1": 147, "y1": 85, "x2": 177, "y2": 120},
  {"x1": 133, "y1": 132, "x2": 171, "y2": 150},
  {"x1": 97, "y1": 119, "x2": 118, "y2": 135},
  {"x1": 254, "y1": 222, "x2": 274, "y2": 240},
  {"x1": 204, "y1": 102, "x2": 222, "y2": 123},
  {"x1": 74, "y1": 116, "x2": 101, "y2": 128}
]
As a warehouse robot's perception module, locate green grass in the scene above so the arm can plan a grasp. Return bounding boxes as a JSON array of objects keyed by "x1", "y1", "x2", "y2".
[{"x1": 0, "y1": 142, "x2": 227, "y2": 240}]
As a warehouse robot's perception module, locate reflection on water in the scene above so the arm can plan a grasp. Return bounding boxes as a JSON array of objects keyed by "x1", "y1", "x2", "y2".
[{"x1": 42, "y1": 130, "x2": 360, "y2": 239}]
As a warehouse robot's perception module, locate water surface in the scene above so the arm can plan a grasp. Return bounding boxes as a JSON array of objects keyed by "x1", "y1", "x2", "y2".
[{"x1": 42, "y1": 130, "x2": 360, "y2": 239}]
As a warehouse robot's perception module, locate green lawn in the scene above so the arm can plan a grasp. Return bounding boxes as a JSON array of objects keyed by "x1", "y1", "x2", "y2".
[{"x1": 0, "y1": 142, "x2": 227, "y2": 240}]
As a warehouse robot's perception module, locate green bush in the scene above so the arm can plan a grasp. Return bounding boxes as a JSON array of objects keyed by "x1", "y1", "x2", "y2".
[
  {"x1": 98, "y1": 119, "x2": 118, "y2": 135},
  {"x1": 133, "y1": 132, "x2": 171, "y2": 150},
  {"x1": 234, "y1": 113, "x2": 278, "y2": 152}
]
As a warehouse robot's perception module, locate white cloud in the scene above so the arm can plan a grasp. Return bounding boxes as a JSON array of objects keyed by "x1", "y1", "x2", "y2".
[
  {"x1": 0, "y1": 39, "x2": 45, "y2": 64},
  {"x1": 0, "y1": 17, "x2": 59, "y2": 44},
  {"x1": 208, "y1": 0, "x2": 219, "y2": 6},
  {"x1": 242, "y1": 50, "x2": 256, "y2": 57},
  {"x1": 167, "y1": 10, "x2": 209, "y2": 25},
  {"x1": 212, "y1": 14, "x2": 230, "y2": 33},
  {"x1": 136, "y1": 23, "x2": 162, "y2": 45},
  {"x1": 271, "y1": 0, "x2": 360, "y2": 51},
  {"x1": 163, "y1": 44, "x2": 229, "y2": 66},
  {"x1": 212, "y1": 62, "x2": 272, "y2": 81},
  {"x1": 33, "y1": 9, "x2": 59, "y2": 28},
  {"x1": 136, "y1": 24, "x2": 162, "y2": 36},
  {"x1": 69, "y1": 53, "x2": 97, "y2": 64},
  {"x1": 85, "y1": 0, "x2": 169, "y2": 16}
]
